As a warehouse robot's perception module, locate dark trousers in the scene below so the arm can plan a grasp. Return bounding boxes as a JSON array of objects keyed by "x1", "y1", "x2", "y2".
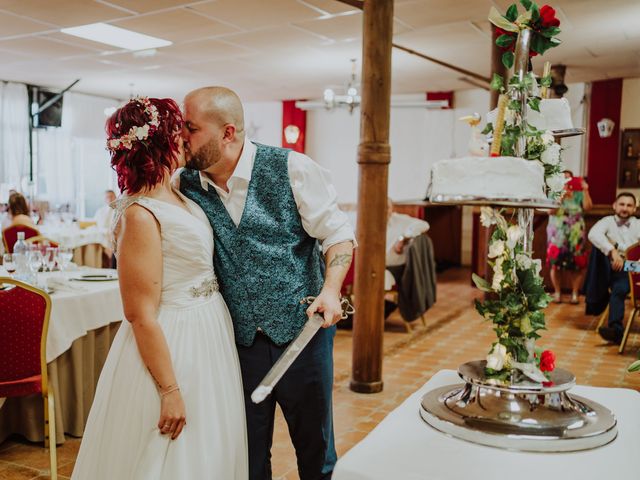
[
  {"x1": 608, "y1": 270, "x2": 630, "y2": 333},
  {"x1": 237, "y1": 327, "x2": 337, "y2": 480}
]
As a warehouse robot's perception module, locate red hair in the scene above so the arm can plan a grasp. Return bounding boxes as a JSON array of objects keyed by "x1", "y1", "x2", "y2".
[{"x1": 106, "y1": 97, "x2": 183, "y2": 194}]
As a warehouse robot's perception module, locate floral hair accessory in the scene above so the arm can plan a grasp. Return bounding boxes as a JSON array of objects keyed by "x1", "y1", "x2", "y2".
[{"x1": 107, "y1": 96, "x2": 160, "y2": 151}]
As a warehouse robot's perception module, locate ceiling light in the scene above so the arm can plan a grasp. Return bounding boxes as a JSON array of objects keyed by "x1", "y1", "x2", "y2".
[{"x1": 61, "y1": 23, "x2": 172, "y2": 51}]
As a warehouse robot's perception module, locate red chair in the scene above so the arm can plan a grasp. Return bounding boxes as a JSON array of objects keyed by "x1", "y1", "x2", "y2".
[
  {"x1": 0, "y1": 277, "x2": 57, "y2": 479},
  {"x1": 2, "y1": 225, "x2": 40, "y2": 253},
  {"x1": 621, "y1": 243, "x2": 640, "y2": 354}
]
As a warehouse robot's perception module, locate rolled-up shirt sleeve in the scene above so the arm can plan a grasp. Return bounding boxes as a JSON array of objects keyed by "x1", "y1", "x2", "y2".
[
  {"x1": 288, "y1": 151, "x2": 356, "y2": 253},
  {"x1": 588, "y1": 217, "x2": 614, "y2": 256}
]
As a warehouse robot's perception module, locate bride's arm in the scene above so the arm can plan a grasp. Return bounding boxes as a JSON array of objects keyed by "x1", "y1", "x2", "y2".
[{"x1": 116, "y1": 204, "x2": 186, "y2": 440}]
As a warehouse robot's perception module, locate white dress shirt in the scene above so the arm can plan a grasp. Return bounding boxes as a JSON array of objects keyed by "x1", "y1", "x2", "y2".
[
  {"x1": 386, "y1": 212, "x2": 430, "y2": 267},
  {"x1": 588, "y1": 215, "x2": 640, "y2": 256},
  {"x1": 174, "y1": 138, "x2": 355, "y2": 253}
]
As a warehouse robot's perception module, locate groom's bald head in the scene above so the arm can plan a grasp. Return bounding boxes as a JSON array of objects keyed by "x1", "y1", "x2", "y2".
[
  {"x1": 184, "y1": 86, "x2": 245, "y2": 134},
  {"x1": 182, "y1": 86, "x2": 246, "y2": 172}
]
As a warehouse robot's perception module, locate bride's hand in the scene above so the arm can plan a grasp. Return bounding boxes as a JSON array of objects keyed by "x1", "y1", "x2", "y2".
[{"x1": 158, "y1": 390, "x2": 186, "y2": 440}]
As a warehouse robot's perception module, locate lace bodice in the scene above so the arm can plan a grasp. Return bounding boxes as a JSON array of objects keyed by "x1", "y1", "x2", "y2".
[{"x1": 111, "y1": 190, "x2": 217, "y2": 308}]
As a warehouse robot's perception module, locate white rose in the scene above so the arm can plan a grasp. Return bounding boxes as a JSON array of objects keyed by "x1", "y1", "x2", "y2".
[
  {"x1": 135, "y1": 124, "x2": 150, "y2": 140},
  {"x1": 486, "y1": 343, "x2": 508, "y2": 371},
  {"x1": 506, "y1": 225, "x2": 523, "y2": 249},
  {"x1": 532, "y1": 259, "x2": 542, "y2": 276},
  {"x1": 516, "y1": 253, "x2": 532, "y2": 270},
  {"x1": 491, "y1": 257, "x2": 505, "y2": 290},
  {"x1": 546, "y1": 172, "x2": 567, "y2": 193},
  {"x1": 541, "y1": 143, "x2": 561, "y2": 165},
  {"x1": 541, "y1": 131, "x2": 555, "y2": 146},
  {"x1": 488, "y1": 240, "x2": 505, "y2": 258},
  {"x1": 480, "y1": 207, "x2": 497, "y2": 227}
]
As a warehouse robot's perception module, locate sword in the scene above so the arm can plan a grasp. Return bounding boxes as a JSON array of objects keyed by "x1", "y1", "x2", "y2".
[{"x1": 250, "y1": 296, "x2": 354, "y2": 404}]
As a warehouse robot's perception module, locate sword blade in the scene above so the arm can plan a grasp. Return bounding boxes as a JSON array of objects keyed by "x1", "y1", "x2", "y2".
[{"x1": 251, "y1": 313, "x2": 324, "y2": 403}]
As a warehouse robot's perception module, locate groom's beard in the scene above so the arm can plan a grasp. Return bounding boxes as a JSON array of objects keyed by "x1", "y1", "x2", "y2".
[{"x1": 185, "y1": 139, "x2": 220, "y2": 171}]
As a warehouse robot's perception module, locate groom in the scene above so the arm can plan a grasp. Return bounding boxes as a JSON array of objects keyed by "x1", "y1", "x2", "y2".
[{"x1": 178, "y1": 86, "x2": 355, "y2": 480}]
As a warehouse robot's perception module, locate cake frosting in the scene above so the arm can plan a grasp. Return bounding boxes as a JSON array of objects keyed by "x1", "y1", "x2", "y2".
[
  {"x1": 486, "y1": 98, "x2": 573, "y2": 132},
  {"x1": 430, "y1": 156, "x2": 547, "y2": 201}
]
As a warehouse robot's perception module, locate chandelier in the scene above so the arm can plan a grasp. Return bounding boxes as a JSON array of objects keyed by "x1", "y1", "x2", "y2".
[{"x1": 322, "y1": 58, "x2": 360, "y2": 113}]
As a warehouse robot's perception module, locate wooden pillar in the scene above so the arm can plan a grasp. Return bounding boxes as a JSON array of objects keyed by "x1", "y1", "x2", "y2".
[{"x1": 350, "y1": 0, "x2": 394, "y2": 394}]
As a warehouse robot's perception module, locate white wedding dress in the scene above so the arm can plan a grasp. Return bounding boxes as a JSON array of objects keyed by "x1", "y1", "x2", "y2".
[{"x1": 72, "y1": 192, "x2": 248, "y2": 479}]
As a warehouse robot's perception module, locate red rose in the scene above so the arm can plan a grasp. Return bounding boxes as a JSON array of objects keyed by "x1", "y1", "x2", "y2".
[
  {"x1": 540, "y1": 350, "x2": 556, "y2": 372},
  {"x1": 575, "y1": 254, "x2": 588, "y2": 269},
  {"x1": 547, "y1": 244, "x2": 560, "y2": 260},
  {"x1": 540, "y1": 5, "x2": 561, "y2": 28}
]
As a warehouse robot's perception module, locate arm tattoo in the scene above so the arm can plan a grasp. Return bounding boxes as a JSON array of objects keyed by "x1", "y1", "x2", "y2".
[
  {"x1": 328, "y1": 253, "x2": 352, "y2": 268},
  {"x1": 147, "y1": 367, "x2": 162, "y2": 388}
]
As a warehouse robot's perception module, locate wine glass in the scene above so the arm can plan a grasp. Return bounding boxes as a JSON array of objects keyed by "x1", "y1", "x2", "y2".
[
  {"x1": 57, "y1": 247, "x2": 73, "y2": 273},
  {"x1": 44, "y1": 247, "x2": 57, "y2": 272},
  {"x1": 2, "y1": 254, "x2": 16, "y2": 278},
  {"x1": 28, "y1": 250, "x2": 43, "y2": 278}
]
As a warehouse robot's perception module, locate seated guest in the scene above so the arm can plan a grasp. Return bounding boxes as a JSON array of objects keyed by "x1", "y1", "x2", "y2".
[
  {"x1": 2, "y1": 192, "x2": 35, "y2": 231},
  {"x1": 93, "y1": 189, "x2": 116, "y2": 231},
  {"x1": 385, "y1": 198, "x2": 431, "y2": 319},
  {"x1": 588, "y1": 192, "x2": 640, "y2": 344},
  {"x1": 386, "y1": 198, "x2": 430, "y2": 272}
]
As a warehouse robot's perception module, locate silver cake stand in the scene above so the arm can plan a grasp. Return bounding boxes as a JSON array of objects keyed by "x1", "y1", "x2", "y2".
[
  {"x1": 430, "y1": 194, "x2": 558, "y2": 209},
  {"x1": 420, "y1": 361, "x2": 618, "y2": 452}
]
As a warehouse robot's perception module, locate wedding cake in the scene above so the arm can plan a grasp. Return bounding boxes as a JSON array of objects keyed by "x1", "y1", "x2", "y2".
[
  {"x1": 429, "y1": 156, "x2": 547, "y2": 201},
  {"x1": 486, "y1": 98, "x2": 573, "y2": 132}
]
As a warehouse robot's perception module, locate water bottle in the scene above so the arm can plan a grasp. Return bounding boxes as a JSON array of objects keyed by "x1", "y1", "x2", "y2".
[{"x1": 13, "y1": 232, "x2": 29, "y2": 281}]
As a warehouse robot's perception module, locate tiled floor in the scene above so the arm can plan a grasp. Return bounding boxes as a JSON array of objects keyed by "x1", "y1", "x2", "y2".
[{"x1": 1, "y1": 268, "x2": 639, "y2": 479}]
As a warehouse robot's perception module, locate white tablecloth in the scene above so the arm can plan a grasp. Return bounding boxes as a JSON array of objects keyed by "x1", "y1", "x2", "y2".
[
  {"x1": 39, "y1": 224, "x2": 109, "y2": 249},
  {"x1": 46, "y1": 269, "x2": 123, "y2": 362},
  {"x1": 334, "y1": 370, "x2": 640, "y2": 480}
]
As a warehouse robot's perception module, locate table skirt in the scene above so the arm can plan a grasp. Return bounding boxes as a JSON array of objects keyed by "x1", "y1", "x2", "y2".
[{"x1": 0, "y1": 322, "x2": 121, "y2": 445}]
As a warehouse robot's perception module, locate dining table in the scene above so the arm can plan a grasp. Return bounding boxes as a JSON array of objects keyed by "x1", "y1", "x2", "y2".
[{"x1": 0, "y1": 269, "x2": 123, "y2": 444}]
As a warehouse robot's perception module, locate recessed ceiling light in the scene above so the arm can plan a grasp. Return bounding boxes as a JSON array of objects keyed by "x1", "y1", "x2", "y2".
[{"x1": 61, "y1": 23, "x2": 172, "y2": 51}]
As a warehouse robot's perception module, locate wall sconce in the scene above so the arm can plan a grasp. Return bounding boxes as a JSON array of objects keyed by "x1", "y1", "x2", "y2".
[
  {"x1": 284, "y1": 124, "x2": 300, "y2": 144},
  {"x1": 597, "y1": 118, "x2": 615, "y2": 138}
]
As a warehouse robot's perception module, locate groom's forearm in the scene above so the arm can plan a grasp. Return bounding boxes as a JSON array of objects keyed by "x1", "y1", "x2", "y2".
[{"x1": 322, "y1": 241, "x2": 354, "y2": 295}]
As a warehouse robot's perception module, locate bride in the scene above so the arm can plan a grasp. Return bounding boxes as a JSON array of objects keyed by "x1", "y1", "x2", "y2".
[{"x1": 72, "y1": 97, "x2": 248, "y2": 479}]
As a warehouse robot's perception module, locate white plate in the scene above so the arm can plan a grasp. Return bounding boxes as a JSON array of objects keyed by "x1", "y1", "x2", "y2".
[{"x1": 70, "y1": 273, "x2": 118, "y2": 282}]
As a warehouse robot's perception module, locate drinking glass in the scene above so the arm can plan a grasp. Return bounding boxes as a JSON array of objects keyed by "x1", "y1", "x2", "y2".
[
  {"x1": 58, "y1": 247, "x2": 73, "y2": 273},
  {"x1": 2, "y1": 253, "x2": 16, "y2": 277},
  {"x1": 28, "y1": 250, "x2": 43, "y2": 277},
  {"x1": 44, "y1": 247, "x2": 58, "y2": 272}
]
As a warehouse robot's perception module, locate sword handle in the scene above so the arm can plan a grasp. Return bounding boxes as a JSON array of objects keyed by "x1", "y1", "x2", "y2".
[{"x1": 300, "y1": 295, "x2": 355, "y2": 319}]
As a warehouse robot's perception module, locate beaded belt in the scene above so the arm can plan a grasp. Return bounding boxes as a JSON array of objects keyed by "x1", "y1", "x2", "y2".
[{"x1": 190, "y1": 277, "x2": 219, "y2": 298}]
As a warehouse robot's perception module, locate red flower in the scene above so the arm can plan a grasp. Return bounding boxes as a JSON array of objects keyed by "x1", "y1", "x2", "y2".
[
  {"x1": 547, "y1": 244, "x2": 560, "y2": 260},
  {"x1": 540, "y1": 5, "x2": 561, "y2": 28},
  {"x1": 575, "y1": 254, "x2": 588, "y2": 269},
  {"x1": 540, "y1": 350, "x2": 556, "y2": 372}
]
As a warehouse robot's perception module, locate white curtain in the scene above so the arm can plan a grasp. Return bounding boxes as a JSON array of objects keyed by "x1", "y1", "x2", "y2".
[
  {"x1": 0, "y1": 82, "x2": 30, "y2": 201},
  {"x1": 36, "y1": 92, "x2": 119, "y2": 217}
]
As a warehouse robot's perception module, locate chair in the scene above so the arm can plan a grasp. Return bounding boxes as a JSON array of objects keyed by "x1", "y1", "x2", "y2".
[
  {"x1": 620, "y1": 243, "x2": 640, "y2": 354},
  {"x1": 0, "y1": 278, "x2": 57, "y2": 479},
  {"x1": 2, "y1": 225, "x2": 40, "y2": 253},
  {"x1": 26, "y1": 236, "x2": 59, "y2": 249}
]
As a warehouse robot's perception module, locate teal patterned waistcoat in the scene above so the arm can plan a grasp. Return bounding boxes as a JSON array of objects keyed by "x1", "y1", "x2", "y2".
[{"x1": 179, "y1": 142, "x2": 324, "y2": 346}]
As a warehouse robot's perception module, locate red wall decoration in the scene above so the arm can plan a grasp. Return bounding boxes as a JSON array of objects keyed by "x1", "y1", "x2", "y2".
[
  {"x1": 282, "y1": 100, "x2": 306, "y2": 154},
  {"x1": 586, "y1": 79, "x2": 623, "y2": 204},
  {"x1": 426, "y1": 91, "x2": 454, "y2": 109}
]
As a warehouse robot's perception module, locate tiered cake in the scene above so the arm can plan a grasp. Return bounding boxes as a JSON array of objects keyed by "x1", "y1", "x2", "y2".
[{"x1": 429, "y1": 156, "x2": 547, "y2": 202}]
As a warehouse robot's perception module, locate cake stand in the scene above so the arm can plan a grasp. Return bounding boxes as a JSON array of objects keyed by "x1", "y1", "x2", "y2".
[
  {"x1": 419, "y1": 361, "x2": 617, "y2": 452},
  {"x1": 422, "y1": 27, "x2": 617, "y2": 452}
]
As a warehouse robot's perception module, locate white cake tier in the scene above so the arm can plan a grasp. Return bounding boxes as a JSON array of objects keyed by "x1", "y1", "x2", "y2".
[
  {"x1": 430, "y1": 156, "x2": 547, "y2": 201},
  {"x1": 486, "y1": 98, "x2": 574, "y2": 132}
]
